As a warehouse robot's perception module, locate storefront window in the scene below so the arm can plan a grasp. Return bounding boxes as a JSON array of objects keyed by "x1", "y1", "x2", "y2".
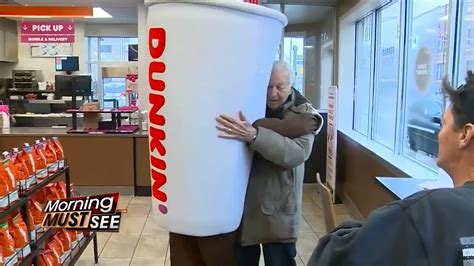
[
  {"x1": 89, "y1": 37, "x2": 99, "y2": 62},
  {"x1": 103, "y1": 77, "x2": 126, "y2": 108},
  {"x1": 403, "y1": 0, "x2": 449, "y2": 168},
  {"x1": 353, "y1": 14, "x2": 374, "y2": 136},
  {"x1": 123, "y1": 37, "x2": 138, "y2": 62},
  {"x1": 89, "y1": 63, "x2": 99, "y2": 99},
  {"x1": 283, "y1": 36, "x2": 305, "y2": 93},
  {"x1": 372, "y1": 0, "x2": 401, "y2": 150},
  {"x1": 86, "y1": 37, "x2": 138, "y2": 107},
  {"x1": 457, "y1": 0, "x2": 474, "y2": 84},
  {"x1": 99, "y1": 38, "x2": 124, "y2": 62},
  {"x1": 346, "y1": 0, "x2": 473, "y2": 175}
]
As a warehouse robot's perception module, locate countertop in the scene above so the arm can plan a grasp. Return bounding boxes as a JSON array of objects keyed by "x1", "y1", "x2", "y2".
[
  {"x1": 0, "y1": 127, "x2": 149, "y2": 138},
  {"x1": 375, "y1": 177, "x2": 425, "y2": 200}
]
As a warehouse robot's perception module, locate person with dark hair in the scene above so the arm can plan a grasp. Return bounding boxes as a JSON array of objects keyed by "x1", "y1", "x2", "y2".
[{"x1": 307, "y1": 71, "x2": 474, "y2": 266}]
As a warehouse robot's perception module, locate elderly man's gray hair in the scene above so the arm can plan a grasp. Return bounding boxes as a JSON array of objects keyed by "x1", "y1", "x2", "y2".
[{"x1": 272, "y1": 61, "x2": 295, "y2": 86}]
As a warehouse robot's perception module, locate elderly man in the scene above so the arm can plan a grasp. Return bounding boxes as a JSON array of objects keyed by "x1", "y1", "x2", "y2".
[
  {"x1": 308, "y1": 72, "x2": 474, "y2": 266},
  {"x1": 169, "y1": 61, "x2": 321, "y2": 266},
  {"x1": 217, "y1": 61, "x2": 323, "y2": 266}
]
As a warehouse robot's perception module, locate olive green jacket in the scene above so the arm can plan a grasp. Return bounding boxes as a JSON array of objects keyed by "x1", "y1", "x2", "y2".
[{"x1": 240, "y1": 91, "x2": 320, "y2": 246}]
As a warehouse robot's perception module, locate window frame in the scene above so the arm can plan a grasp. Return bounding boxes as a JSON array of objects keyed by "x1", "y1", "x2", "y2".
[
  {"x1": 454, "y1": 0, "x2": 471, "y2": 86},
  {"x1": 394, "y1": 0, "x2": 409, "y2": 156},
  {"x1": 85, "y1": 36, "x2": 138, "y2": 107},
  {"x1": 349, "y1": 0, "x2": 467, "y2": 175},
  {"x1": 370, "y1": 0, "x2": 403, "y2": 151},
  {"x1": 400, "y1": 0, "x2": 454, "y2": 171},
  {"x1": 352, "y1": 13, "x2": 376, "y2": 137},
  {"x1": 282, "y1": 33, "x2": 306, "y2": 94}
]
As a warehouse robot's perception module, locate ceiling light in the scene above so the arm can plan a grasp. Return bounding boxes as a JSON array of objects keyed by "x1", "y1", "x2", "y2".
[{"x1": 84, "y1": 7, "x2": 112, "y2": 18}]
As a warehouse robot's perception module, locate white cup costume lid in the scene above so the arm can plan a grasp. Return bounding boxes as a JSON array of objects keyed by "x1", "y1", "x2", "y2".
[{"x1": 144, "y1": 0, "x2": 288, "y2": 26}]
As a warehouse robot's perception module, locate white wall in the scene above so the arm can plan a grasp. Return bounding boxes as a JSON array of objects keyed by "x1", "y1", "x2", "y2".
[
  {"x1": 84, "y1": 23, "x2": 138, "y2": 37},
  {"x1": 316, "y1": 11, "x2": 335, "y2": 110},
  {"x1": 0, "y1": 18, "x2": 19, "y2": 79},
  {"x1": 137, "y1": 3, "x2": 148, "y2": 112},
  {"x1": 337, "y1": 18, "x2": 356, "y2": 134},
  {"x1": 0, "y1": 63, "x2": 15, "y2": 79},
  {"x1": 13, "y1": 22, "x2": 86, "y2": 82}
]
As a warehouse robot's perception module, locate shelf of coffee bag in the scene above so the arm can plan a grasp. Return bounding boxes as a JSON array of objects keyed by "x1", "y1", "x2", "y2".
[
  {"x1": 0, "y1": 137, "x2": 99, "y2": 266},
  {"x1": 4, "y1": 243, "x2": 32, "y2": 266},
  {"x1": 20, "y1": 165, "x2": 69, "y2": 197},
  {"x1": 3, "y1": 219, "x2": 58, "y2": 266},
  {"x1": 66, "y1": 106, "x2": 138, "y2": 114},
  {"x1": 31, "y1": 228, "x2": 57, "y2": 248},
  {"x1": 17, "y1": 214, "x2": 98, "y2": 266},
  {"x1": 19, "y1": 248, "x2": 40, "y2": 266},
  {"x1": 21, "y1": 231, "x2": 95, "y2": 266},
  {"x1": 19, "y1": 228, "x2": 58, "y2": 266},
  {"x1": 65, "y1": 232, "x2": 97, "y2": 265},
  {"x1": 19, "y1": 230, "x2": 94, "y2": 266},
  {"x1": 0, "y1": 197, "x2": 27, "y2": 221}
]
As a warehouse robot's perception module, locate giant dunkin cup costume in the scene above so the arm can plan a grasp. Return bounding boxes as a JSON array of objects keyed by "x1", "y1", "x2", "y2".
[{"x1": 146, "y1": 0, "x2": 288, "y2": 236}]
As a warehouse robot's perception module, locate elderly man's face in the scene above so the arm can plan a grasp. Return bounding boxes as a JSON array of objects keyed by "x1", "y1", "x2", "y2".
[{"x1": 267, "y1": 69, "x2": 292, "y2": 110}]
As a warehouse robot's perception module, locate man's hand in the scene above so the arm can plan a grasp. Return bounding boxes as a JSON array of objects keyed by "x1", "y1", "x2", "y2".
[
  {"x1": 216, "y1": 111, "x2": 257, "y2": 143},
  {"x1": 253, "y1": 112, "x2": 321, "y2": 138}
]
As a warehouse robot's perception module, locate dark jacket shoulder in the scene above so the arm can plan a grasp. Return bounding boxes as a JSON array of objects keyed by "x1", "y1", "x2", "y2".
[{"x1": 308, "y1": 183, "x2": 474, "y2": 266}]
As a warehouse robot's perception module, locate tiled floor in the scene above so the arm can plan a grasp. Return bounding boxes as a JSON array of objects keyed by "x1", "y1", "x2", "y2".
[{"x1": 76, "y1": 184, "x2": 352, "y2": 266}]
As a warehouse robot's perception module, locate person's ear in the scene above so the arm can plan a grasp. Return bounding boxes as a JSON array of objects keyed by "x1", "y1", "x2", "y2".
[{"x1": 460, "y1": 123, "x2": 473, "y2": 149}]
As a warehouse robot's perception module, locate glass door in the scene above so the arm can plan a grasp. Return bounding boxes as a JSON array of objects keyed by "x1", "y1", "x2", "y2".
[
  {"x1": 102, "y1": 77, "x2": 126, "y2": 108},
  {"x1": 283, "y1": 36, "x2": 305, "y2": 93}
]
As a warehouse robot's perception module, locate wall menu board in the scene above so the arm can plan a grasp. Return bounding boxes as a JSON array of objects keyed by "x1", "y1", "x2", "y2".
[{"x1": 30, "y1": 44, "x2": 74, "y2": 57}]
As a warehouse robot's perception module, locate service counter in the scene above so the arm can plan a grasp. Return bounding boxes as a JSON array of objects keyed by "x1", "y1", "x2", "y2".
[{"x1": 0, "y1": 127, "x2": 152, "y2": 196}]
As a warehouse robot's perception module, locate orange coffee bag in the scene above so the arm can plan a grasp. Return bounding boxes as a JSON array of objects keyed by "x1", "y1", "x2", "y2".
[
  {"x1": 8, "y1": 213, "x2": 28, "y2": 250},
  {"x1": 0, "y1": 222, "x2": 15, "y2": 258}
]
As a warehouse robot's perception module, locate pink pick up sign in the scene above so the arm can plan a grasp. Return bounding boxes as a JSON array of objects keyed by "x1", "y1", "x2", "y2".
[{"x1": 20, "y1": 21, "x2": 75, "y2": 43}]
